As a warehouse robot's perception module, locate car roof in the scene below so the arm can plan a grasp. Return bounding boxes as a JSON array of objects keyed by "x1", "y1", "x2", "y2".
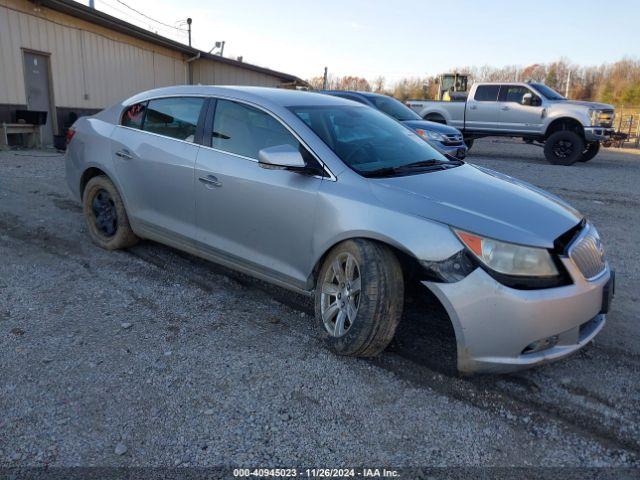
[
  {"x1": 321, "y1": 90, "x2": 387, "y2": 99},
  {"x1": 124, "y1": 85, "x2": 355, "y2": 108}
]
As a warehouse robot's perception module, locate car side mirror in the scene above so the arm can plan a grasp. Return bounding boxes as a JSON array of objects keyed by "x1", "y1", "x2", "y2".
[
  {"x1": 521, "y1": 93, "x2": 533, "y2": 106},
  {"x1": 258, "y1": 144, "x2": 306, "y2": 170}
]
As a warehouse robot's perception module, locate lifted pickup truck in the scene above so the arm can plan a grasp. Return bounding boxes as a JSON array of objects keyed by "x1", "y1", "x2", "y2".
[{"x1": 406, "y1": 82, "x2": 615, "y2": 165}]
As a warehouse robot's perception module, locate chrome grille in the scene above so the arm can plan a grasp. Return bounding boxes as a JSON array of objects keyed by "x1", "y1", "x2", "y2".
[
  {"x1": 443, "y1": 134, "x2": 464, "y2": 145},
  {"x1": 568, "y1": 224, "x2": 606, "y2": 280}
]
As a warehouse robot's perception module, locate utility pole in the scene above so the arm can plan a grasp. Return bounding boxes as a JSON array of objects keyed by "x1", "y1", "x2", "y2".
[
  {"x1": 219, "y1": 41, "x2": 225, "y2": 57},
  {"x1": 187, "y1": 18, "x2": 192, "y2": 46},
  {"x1": 322, "y1": 67, "x2": 328, "y2": 90},
  {"x1": 565, "y1": 70, "x2": 571, "y2": 98}
]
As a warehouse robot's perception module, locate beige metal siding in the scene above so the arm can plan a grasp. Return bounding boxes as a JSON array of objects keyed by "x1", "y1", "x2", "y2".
[
  {"x1": 0, "y1": 0, "x2": 292, "y2": 112},
  {"x1": 191, "y1": 59, "x2": 283, "y2": 87},
  {"x1": 0, "y1": 0, "x2": 188, "y2": 108}
]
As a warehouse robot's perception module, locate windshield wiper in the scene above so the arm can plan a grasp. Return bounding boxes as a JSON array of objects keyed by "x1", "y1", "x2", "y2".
[
  {"x1": 362, "y1": 158, "x2": 463, "y2": 178},
  {"x1": 400, "y1": 159, "x2": 463, "y2": 169}
]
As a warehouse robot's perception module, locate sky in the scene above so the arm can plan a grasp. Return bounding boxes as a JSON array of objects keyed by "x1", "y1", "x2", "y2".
[{"x1": 82, "y1": 0, "x2": 640, "y2": 85}]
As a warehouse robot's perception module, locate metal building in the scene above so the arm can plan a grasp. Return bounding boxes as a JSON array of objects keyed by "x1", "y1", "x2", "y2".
[{"x1": 0, "y1": 0, "x2": 304, "y2": 146}]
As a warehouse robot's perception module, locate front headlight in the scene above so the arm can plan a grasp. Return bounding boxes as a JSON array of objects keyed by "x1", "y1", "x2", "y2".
[
  {"x1": 415, "y1": 128, "x2": 446, "y2": 142},
  {"x1": 588, "y1": 109, "x2": 613, "y2": 126},
  {"x1": 454, "y1": 229, "x2": 559, "y2": 277}
]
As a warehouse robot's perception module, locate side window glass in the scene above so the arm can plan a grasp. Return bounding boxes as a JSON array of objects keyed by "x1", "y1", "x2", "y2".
[
  {"x1": 473, "y1": 85, "x2": 500, "y2": 102},
  {"x1": 121, "y1": 102, "x2": 146, "y2": 129},
  {"x1": 499, "y1": 86, "x2": 529, "y2": 103},
  {"x1": 143, "y1": 97, "x2": 204, "y2": 142},
  {"x1": 212, "y1": 100, "x2": 301, "y2": 159}
]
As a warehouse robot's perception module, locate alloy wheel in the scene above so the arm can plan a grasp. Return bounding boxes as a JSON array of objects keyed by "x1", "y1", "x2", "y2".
[
  {"x1": 320, "y1": 252, "x2": 362, "y2": 337},
  {"x1": 552, "y1": 139, "x2": 575, "y2": 158}
]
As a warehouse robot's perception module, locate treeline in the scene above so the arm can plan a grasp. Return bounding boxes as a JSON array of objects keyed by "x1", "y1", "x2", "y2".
[{"x1": 307, "y1": 58, "x2": 640, "y2": 106}]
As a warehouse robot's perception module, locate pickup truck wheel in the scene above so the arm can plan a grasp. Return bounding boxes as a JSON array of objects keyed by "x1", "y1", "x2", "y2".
[
  {"x1": 83, "y1": 175, "x2": 139, "y2": 250},
  {"x1": 315, "y1": 239, "x2": 404, "y2": 357},
  {"x1": 579, "y1": 142, "x2": 600, "y2": 162},
  {"x1": 544, "y1": 131, "x2": 585, "y2": 166}
]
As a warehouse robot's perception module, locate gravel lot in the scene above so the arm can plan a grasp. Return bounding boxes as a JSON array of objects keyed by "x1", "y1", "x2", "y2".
[{"x1": 1, "y1": 139, "x2": 639, "y2": 469}]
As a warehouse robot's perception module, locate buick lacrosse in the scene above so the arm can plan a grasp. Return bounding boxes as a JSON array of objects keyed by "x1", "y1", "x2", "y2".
[{"x1": 65, "y1": 86, "x2": 614, "y2": 373}]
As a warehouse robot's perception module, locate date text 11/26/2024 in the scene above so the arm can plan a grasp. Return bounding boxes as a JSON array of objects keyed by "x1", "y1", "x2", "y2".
[{"x1": 233, "y1": 468, "x2": 401, "y2": 478}]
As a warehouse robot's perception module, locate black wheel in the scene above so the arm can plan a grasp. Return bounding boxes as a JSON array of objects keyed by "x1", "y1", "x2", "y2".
[
  {"x1": 543, "y1": 131, "x2": 585, "y2": 166},
  {"x1": 579, "y1": 142, "x2": 600, "y2": 162},
  {"x1": 464, "y1": 138, "x2": 474, "y2": 149},
  {"x1": 83, "y1": 175, "x2": 139, "y2": 250},
  {"x1": 315, "y1": 239, "x2": 404, "y2": 357}
]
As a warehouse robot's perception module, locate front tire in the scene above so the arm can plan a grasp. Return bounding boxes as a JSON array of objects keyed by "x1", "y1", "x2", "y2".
[
  {"x1": 579, "y1": 142, "x2": 600, "y2": 162},
  {"x1": 315, "y1": 240, "x2": 404, "y2": 357},
  {"x1": 544, "y1": 131, "x2": 585, "y2": 166},
  {"x1": 83, "y1": 175, "x2": 139, "y2": 250}
]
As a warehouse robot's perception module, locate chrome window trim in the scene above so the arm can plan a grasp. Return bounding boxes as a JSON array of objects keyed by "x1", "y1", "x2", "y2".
[
  {"x1": 117, "y1": 125, "x2": 202, "y2": 147},
  {"x1": 120, "y1": 93, "x2": 337, "y2": 181}
]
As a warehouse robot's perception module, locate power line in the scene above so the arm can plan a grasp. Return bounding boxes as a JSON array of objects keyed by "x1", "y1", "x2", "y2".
[
  {"x1": 97, "y1": 0, "x2": 189, "y2": 42},
  {"x1": 110, "y1": 0, "x2": 189, "y2": 32}
]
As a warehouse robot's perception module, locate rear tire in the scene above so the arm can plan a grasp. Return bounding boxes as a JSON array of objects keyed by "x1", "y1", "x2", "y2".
[
  {"x1": 83, "y1": 175, "x2": 139, "y2": 250},
  {"x1": 579, "y1": 142, "x2": 600, "y2": 162},
  {"x1": 315, "y1": 239, "x2": 404, "y2": 357},
  {"x1": 544, "y1": 130, "x2": 585, "y2": 166}
]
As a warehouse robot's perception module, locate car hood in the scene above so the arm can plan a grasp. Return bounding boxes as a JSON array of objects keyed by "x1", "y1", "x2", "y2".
[
  {"x1": 551, "y1": 100, "x2": 614, "y2": 110},
  {"x1": 402, "y1": 119, "x2": 461, "y2": 134},
  {"x1": 369, "y1": 164, "x2": 582, "y2": 248}
]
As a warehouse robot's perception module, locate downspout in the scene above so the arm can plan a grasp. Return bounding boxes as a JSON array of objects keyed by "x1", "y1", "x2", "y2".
[{"x1": 185, "y1": 52, "x2": 201, "y2": 85}]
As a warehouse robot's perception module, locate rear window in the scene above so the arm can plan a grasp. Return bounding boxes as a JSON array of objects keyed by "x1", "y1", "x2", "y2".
[
  {"x1": 121, "y1": 102, "x2": 146, "y2": 129},
  {"x1": 473, "y1": 85, "x2": 500, "y2": 102}
]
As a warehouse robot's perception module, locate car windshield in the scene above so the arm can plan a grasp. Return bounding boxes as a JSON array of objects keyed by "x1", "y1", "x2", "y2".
[
  {"x1": 531, "y1": 83, "x2": 566, "y2": 100},
  {"x1": 365, "y1": 95, "x2": 421, "y2": 121},
  {"x1": 288, "y1": 105, "x2": 457, "y2": 177}
]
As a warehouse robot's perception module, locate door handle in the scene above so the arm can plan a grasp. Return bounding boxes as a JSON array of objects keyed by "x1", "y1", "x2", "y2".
[
  {"x1": 501, "y1": 106, "x2": 510, "y2": 111},
  {"x1": 469, "y1": 104, "x2": 477, "y2": 110},
  {"x1": 198, "y1": 174, "x2": 222, "y2": 188},
  {"x1": 115, "y1": 149, "x2": 133, "y2": 160}
]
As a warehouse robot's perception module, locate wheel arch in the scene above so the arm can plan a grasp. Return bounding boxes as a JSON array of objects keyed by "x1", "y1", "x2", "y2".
[
  {"x1": 308, "y1": 234, "x2": 425, "y2": 291},
  {"x1": 544, "y1": 117, "x2": 585, "y2": 139},
  {"x1": 423, "y1": 112, "x2": 447, "y2": 124},
  {"x1": 79, "y1": 166, "x2": 109, "y2": 198}
]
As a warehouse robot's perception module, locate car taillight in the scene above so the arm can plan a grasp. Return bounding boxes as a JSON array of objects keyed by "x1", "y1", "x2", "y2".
[{"x1": 66, "y1": 128, "x2": 76, "y2": 145}]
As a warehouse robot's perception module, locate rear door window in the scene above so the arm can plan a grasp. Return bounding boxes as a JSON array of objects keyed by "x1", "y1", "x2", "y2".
[
  {"x1": 121, "y1": 102, "x2": 147, "y2": 129},
  {"x1": 142, "y1": 97, "x2": 205, "y2": 143},
  {"x1": 473, "y1": 85, "x2": 500, "y2": 102}
]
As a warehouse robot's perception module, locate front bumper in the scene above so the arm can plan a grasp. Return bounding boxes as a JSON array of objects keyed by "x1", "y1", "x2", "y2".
[
  {"x1": 423, "y1": 257, "x2": 611, "y2": 374},
  {"x1": 584, "y1": 126, "x2": 615, "y2": 143},
  {"x1": 437, "y1": 142, "x2": 467, "y2": 160}
]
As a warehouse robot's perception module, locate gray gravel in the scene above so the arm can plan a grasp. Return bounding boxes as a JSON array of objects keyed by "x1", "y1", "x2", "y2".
[{"x1": 1, "y1": 140, "x2": 639, "y2": 468}]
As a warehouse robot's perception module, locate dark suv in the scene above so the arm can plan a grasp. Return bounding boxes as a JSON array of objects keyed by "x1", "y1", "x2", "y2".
[{"x1": 321, "y1": 90, "x2": 468, "y2": 159}]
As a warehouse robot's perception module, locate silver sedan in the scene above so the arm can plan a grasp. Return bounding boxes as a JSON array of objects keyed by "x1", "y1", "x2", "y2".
[{"x1": 65, "y1": 86, "x2": 614, "y2": 374}]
